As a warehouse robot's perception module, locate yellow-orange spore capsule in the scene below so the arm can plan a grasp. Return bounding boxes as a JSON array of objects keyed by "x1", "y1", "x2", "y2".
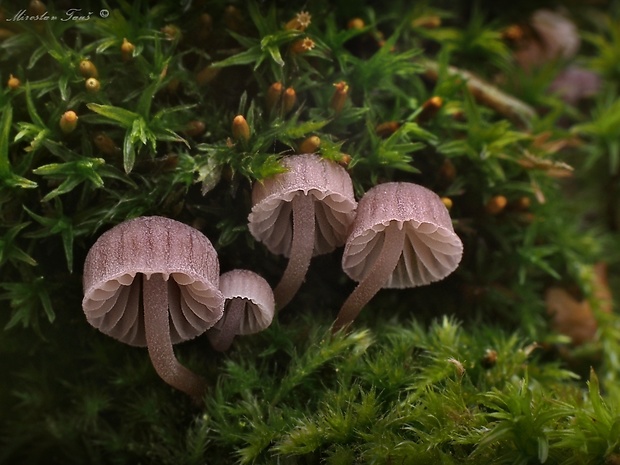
[
  {"x1": 338, "y1": 153, "x2": 352, "y2": 167},
  {"x1": 184, "y1": 120, "x2": 206, "y2": 137},
  {"x1": 59, "y1": 110, "x2": 78, "y2": 134},
  {"x1": 439, "y1": 159, "x2": 456, "y2": 183},
  {"x1": 196, "y1": 65, "x2": 221, "y2": 86},
  {"x1": 486, "y1": 195, "x2": 508, "y2": 215},
  {"x1": 194, "y1": 13, "x2": 213, "y2": 42},
  {"x1": 298, "y1": 136, "x2": 320, "y2": 154},
  {"x1": 412, "y1": 15, "x2": 442, "y2": 29},
  {"x1": 85, "y1": 77, "x2": 100, "y2": 93},
  {"x1": 28, "y1": 0, "x2": 46, "y2": 16},
  {"x1": 441, "y1": 197, "x2": 453, "y2": 210},
  {"x1": 513, "y1": 196, "x2": 531, "y2": 211},
  {"x1": 285, "y1": 11, "x2": 311, "y2": 31},
  {"x1": 290, "y1": 37, "x2": 315, "y2": 54},
  {"x1": 232, "y1": 115, "x2": 250, "y2": 142},
  {"x1": 417, "y1": 96, "x2": 443, "y2": 122},
  {"x1": 93, "y1": 133, "x2": 121, "y2": 157},
  {"x1": 282, "y1": 87, "x2": 297, "y2": 114},
  {"x1": 223, "y1": 5, "x2": 244, "y2": 33},
  {"x1": 161, "y1": 24, "x2": 181, "y2": 41},
  {"x1": 502, "y1": 24, "x2": 524, "y2": 43},
  {"x1": 265, "y1": 81, "x2": 283, "y2": 112},
  {"x1": 7, "y1": 74, "x2": 20, "y2": 90},
  {"x1": 79, "y1": 60, "x2": 98, "y2": 78},
  {"x1": 0, "y1": 29, "x2": 16, "y2": 40},
  {"x1": 121, "y1": 38, "x2": 135, "y2": 62},
  {"x1": 375, "y1": 121, "x2": 400, "y2": 138},
  {"x1": 330, "y1": 81, "x2": 349, "y2": 114},
  {"x1": 347, "y1": 18, "x2": 365, "y2": 30}
]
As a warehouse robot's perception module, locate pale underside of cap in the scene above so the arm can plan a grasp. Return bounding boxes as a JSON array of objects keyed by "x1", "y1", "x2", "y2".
[
  {"x1": 82, "y1": 216, "x2": 224, "y2": 347},
  {"x1": 212, "y1": 269, "x2": 275, "y2": 336},
  {"x1": 248, "y1": 154, "x2": 357, "y2": 257},
  {"x1": 342, "y1": 182, "x2": 463, "y2": 288}
]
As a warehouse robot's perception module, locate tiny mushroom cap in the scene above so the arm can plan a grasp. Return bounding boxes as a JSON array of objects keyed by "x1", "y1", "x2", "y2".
[
  {"x1": 208, "y1": 269, "x2": 275, "y2": 352},
  {"x1": 248, "y1": 153, "x2": 357, "y2": 309},
  {"x1": 82, "y1": 216, "x2": 224, "y2": 402},
  {"x1": 333, "y1": 182, "x2": 463, "y2": 332}
]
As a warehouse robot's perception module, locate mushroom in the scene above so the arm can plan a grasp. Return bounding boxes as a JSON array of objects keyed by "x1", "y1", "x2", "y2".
[
  {"x1": 82, "y1": 216, "x2": 224, "y2": 402},
  {"x1": 208, "y1": 269, "x2": 275, "y2": 351},
  {"x1": 333, "y1": 182, "x2": 463, "y2": 331},
  {"x1": 248, "y1": 153, "x2": 357, "y2": 309}
]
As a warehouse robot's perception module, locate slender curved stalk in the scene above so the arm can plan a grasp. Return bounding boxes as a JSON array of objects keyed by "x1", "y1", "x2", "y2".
[
  {"x1": 333, "y1": 225, "x2": 406, "y2": 333},
  {"x1": 143, "y1": 273, "x2": 207, "y2": 403},
  {"x1": 274, "y1": 194, "x2": 316, "y2": 310},
  {"x1": 209, "y1": 298, "x2": 245, "y2": 352}
]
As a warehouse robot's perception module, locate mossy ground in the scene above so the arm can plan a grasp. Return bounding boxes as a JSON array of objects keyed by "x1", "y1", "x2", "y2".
[{"x1": 1, "y1": 0, "x2": 620, "y2": 463}]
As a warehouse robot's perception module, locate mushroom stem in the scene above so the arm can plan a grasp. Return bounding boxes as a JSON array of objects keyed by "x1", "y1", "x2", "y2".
[
  {"x1": 143, "y1": 273, "x2": 207, "y2": 403},
  {"x1": 209, "y1": 298, "x2": 246, "y2": 352},
  {"x1": 333, "y1": 224, "x2": 406, "y2": 333},
  {"x1": 274, "y1": 194, "x2": 316, "y2": 310}
]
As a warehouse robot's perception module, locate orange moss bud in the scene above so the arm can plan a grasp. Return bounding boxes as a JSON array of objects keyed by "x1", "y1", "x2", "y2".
[
  {"x1": 161, "y1": 24, "x2": 181, "y2": 41},
  {"x1": 290, "y1": 37, "x2": 315, "y2": 54},
  {"x1": 347, "y1": 18, "x2": 365, "y2": 30},
  {"x1": 184, "y1": 120, "x2": 206, "y2": 137},
  {"x1": 481, "y1": 349, "x2": 498, "y2": 369},
  {"x1": 285, "y1": 11, "x2": 311, "y2": 31},
  {"x1": 0, "y1": 29, "x2": 16, "y2": 40},
  {"x1": 412, "y1": 15, "x2": 442, "y2": 29},
  {"x1": 232, "y1": 115, "x2": 250, "y2": 142},
  {"x1": 417, "y1": 96, "x2": 443, "y2": 122},
  {"x1": 194, "y1": 13, "x2": 213, "y2": 42},
  {"x1": 439, "y1": 159, "x2": 457, "y2": 183},
  {"x1": 486, "y1": 195, "x2": 508, "y2": 215},
  {"x1": 265, "y1": 81, "x2": 283, "y2": 112},
  {"x1": 196, "y1": 65, "x2": 221, "y2": 86},
  {"x1": 223, "y1": 5, "x2": 244, "y2": 33},
  {"x1": 375, "y1": 121, "x2": 400, "y2": 138},
  {"x1": 282, "y1": 87, "x2": 297, "y2": 114},
  {"x1": 513, "y1": 196, "x2": 531, "y2": 211},
  {"x1": 441, "y1": 197, "x2": 453, "y2": 210},
  {"x1": 330, "y1": 81, "x2": 349, "y2": 114},
  {"x1": 7, "y1": 74, "x2": 20, "y2": 90},
  {"x1": 298, "y1": 135, "x2": 321, "y2": 154},
  {"x1": 85, "y1": 77, "x2": 100, "y2": 93},
  {"x1": 28, "y1": 0, "x2": 46, "y2": 16},
  {"x1": 166, "y1": 77, "x2": 181, "y2": 94},
  {"x1": 59, "y1": 110, "x2": 78, "y2": 134},
  {"x1": 338, "y1": 153, "x2": 352, "y2": 167},
  {"x1": 93, "y1": 132, "x2": 121, "y2": 157},
  {"x1": 79, "y1": 60, "x2": 98, "y2": 78},
  {"x1": 121, "y1": 38, "x2": 135, "y2": 62},
  {"x1": 200, "y1": 13, "x2": 213, "y2": 30},
  {"x1": 502, "y1": 24, "x2": 524, "y2": 43}
]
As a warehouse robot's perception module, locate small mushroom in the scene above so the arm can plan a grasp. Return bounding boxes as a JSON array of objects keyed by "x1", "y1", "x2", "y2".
[
  {"x1": 248, "y1": 154, "x2": 357, "y2": 309},
  {"x1": 82, "y1": 216, "x2": 224, "y2": 402},
  {"x1": 333, "y1": 182, "x2": 463, "y2": 331},
  {"x1": 208, "y1": 269, "x2": 275, "y2": 351}
]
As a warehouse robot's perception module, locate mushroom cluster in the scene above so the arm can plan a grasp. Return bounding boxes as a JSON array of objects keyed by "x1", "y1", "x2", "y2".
[
  {"x1": 81, "y1": 155, "x2": 463, "y2": 400},
  {"x1": 82, "y1": 216, "x2": 279, "y2": 401}
]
